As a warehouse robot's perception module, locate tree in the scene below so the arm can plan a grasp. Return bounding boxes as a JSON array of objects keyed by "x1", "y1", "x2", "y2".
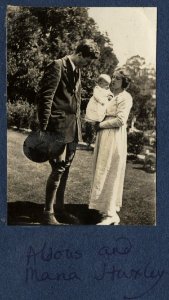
[
  {"x1": 7, "y1": 6, "x2": 118, "y2": 105},
  {"x1": 125, "y1": 55, "x2": 146, "y2": 78},
  {"x1": 7, "y1": 6, "x2": 44, "y2": 102},
  {"x1": 124, "y1": 55, "x2": 156, "y2": 130}
]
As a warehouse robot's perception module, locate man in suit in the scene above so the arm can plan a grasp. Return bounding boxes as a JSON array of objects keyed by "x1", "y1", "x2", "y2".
[{"x1": 37, "y1": 39, "x2": 100, "y2": 225}]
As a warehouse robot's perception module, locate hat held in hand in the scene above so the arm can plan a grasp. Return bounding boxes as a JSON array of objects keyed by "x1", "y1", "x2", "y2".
[{"x1": 23, "y1": 131, "x2": 65, "y2": 163}]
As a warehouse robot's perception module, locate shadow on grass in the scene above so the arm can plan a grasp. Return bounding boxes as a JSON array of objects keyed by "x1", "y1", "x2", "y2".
[{"x1": 7, "y1": 201, "x2": 102, "y2": 226}]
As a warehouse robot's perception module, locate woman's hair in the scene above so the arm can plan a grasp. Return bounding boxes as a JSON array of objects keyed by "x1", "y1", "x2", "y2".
[{"x1": 114, "y1": 68, "x2": 131, "y2": 90}]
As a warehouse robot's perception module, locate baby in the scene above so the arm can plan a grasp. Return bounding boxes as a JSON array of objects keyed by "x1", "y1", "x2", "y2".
[{"x1": 85, "y1": 74, "x2": 114, "y2": 123}]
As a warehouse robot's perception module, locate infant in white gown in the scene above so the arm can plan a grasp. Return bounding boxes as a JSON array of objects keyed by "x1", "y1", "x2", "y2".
[{"x1": 85, "y1": 74, "x2": 114, "y2": 123}]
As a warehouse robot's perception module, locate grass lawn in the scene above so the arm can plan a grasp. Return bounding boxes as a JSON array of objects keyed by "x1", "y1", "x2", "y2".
[{"x1": 7, "y1": 129, "x2": 156, "y2": 225}]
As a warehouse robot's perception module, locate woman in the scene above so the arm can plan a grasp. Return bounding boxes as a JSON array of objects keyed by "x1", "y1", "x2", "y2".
[{"x1": 89, "y1": 68, "x2": 133, "y2": 225}]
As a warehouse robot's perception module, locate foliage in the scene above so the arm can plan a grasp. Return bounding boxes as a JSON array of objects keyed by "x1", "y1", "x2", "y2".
[
  {"x1": 125, "y1": 55, "x2": 146, "y2": 78},
  {"x1": 7, "y1": 99, "x2": 36, "y2": 129},
  {"x1": 7, "y1": 7, "x2": 44, "y2": 103},
  {"x1": 7, "y1": 6, "x2": 118, "y2": 105},
  {"x1": 143, "y1": 153, "x2": 156, "y2": 173},
  {"x1": 124, "y1": 55, "x2": 156, "y2": 131},
  {"x1": 128, "y1": 91, "x2": 156, "y2": 130},
  {"x1": 127, "y1": 131, "x2": 144, "y2": 155}
]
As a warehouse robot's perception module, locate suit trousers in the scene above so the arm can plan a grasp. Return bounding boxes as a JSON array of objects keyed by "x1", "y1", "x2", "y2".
[{"x1": 45, "y1": 141, "x2": 77, "y2": 212}]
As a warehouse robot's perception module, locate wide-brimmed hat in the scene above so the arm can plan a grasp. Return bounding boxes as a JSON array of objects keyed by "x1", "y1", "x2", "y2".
[{"x1": 23, "y1": 131, "x2": 65, "y2": 163}]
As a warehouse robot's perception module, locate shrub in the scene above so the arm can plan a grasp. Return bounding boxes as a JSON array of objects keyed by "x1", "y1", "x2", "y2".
[
  {"x1": 142, "y1": 131, "x2": 156, "y2": 154},
  {"x1": 127, "y1": 131, "x2": 144, "y2": 155},
  {"x1": 7, "y1": 99, "x2": 36, "y2": 130},
  {"x1": 143, "y1": 152, "x2": 156, "y2": 173}
]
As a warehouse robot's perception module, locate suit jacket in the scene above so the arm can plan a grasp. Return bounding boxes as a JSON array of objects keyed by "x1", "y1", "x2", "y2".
[{"x1": 37, "y1": 56, "x2": 82, "y2": 143}]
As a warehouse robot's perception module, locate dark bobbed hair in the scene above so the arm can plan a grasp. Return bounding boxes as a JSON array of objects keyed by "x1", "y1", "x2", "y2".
[
  {"x1": 75, "y1": 39, "x2": 100, "y2": 59},
  {"x1": 122, "y1": 76, "x2": 131, "y2": 89},
  {"x1": 114, "y1": 68, "x2": 131, "y2": 90}
]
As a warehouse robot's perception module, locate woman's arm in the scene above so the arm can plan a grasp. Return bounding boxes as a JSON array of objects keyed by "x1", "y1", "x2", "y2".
[
  {"x1": 99, "y1": 117, "x2": 122, "y2": 128},
  {"x1": 99, "y1": 93, "x2": 132, "y2": 129}
]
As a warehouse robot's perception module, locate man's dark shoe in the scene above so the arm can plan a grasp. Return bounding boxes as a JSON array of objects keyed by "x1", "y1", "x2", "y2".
[
  {"x1": 55, "y1": 210, "x2": 80, "y2": 224},
  {"x1": 42, "y1": 211, "x2": 63, "y2": 225}
]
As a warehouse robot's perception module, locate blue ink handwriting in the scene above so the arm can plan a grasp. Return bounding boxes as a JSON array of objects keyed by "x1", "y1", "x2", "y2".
[
  {"x1": 94, "y1": 261, "x2": 166, "y2": 299},
  {"x1": 25, "y1": 266, "x2": 81, "y2": 283},
  {"x1": 24, "y1": 237, "x2": 168, "y2": 299},
  {"x1": 97, "y1": 237, "x2": 132, "y2": 257},
  {"x1": 26, "y1": 242, "x2": 82, "y2": 266}
]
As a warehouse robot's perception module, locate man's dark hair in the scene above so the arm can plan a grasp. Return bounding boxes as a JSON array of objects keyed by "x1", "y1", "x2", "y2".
[{"x1": 75, "y1": 39, "x2": 100, "y2": 59}]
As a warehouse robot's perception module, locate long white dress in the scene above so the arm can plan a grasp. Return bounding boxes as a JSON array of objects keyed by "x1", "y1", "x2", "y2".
[{"x1": 89, "y1": 90, "x2": 133, "y2": 217}]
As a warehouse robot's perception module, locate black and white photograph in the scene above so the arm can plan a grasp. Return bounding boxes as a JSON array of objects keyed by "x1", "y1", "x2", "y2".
[{"x1": 7, "y1": 6, "x2": 157, "y2": 226}]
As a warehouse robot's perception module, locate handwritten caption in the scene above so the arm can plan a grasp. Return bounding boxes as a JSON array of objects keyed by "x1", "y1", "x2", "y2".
[{"x1": 25, "y1": 237, "x2": 168, "y2": 299}]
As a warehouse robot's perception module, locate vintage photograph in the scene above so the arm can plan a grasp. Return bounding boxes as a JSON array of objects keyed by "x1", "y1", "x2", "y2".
[{"x1": 7, "y1": 6, "x2": 157, "y2": 225}]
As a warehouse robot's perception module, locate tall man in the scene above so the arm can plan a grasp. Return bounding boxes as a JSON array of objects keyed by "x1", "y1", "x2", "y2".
[{"x1": 37, "y1": 39, "x2": 100, "y2": 225}]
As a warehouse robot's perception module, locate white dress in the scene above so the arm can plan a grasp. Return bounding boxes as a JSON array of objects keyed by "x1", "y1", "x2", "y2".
[
  {"x1": 85, "y1": 86, "x2": 113, "y2": 122},
  {"x1": 89, "y1": 90, "x2": 133, "y2": 217}
]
